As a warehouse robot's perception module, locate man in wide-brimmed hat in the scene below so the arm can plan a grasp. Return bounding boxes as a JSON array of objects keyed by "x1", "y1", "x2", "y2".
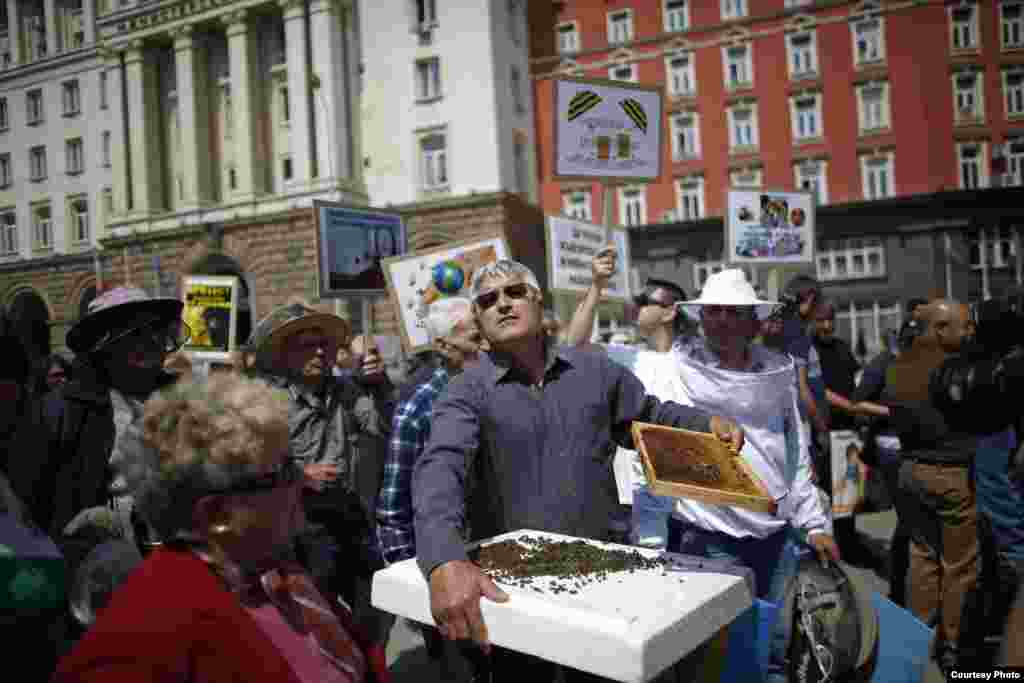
[{"x1": 248, "y1": 301, "x2": 395, "y2": 669}]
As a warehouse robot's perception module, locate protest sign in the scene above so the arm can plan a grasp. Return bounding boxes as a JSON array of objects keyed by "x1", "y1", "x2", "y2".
[
  {"x1": 726, "y1": 190, "x2": 815, "y2": 265},
  {"x1": 829, "y1": 430, "x2": 868, "y2": 520},
  {"x1": 314, "y1": 201, "x2": 407, "y2": 297},
  {"x1": 546, "y1": 215, "x2": 631, "y2": 300},
  {"x1": 182, "y1": 275, "x2": 239, "y2": 361}
]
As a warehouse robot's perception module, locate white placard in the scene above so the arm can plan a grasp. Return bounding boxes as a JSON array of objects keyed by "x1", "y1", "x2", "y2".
[
  {"x1": 726, "y1": 190, "x2": 815, "y2": 264},
  {"x1": 829, "y1": 430, "x2": 867, "y2": 520},
  {"x1": 546, "y1": 215, "x2": 632, "y2": 300},
  {"x1": 554, "y1": 78, "x2": 664, "y2": 181}
]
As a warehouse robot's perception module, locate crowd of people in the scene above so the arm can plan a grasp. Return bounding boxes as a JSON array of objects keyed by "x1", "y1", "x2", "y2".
[{"x1": 0, "y1": 250, "x2": 1022, "y2": 682}]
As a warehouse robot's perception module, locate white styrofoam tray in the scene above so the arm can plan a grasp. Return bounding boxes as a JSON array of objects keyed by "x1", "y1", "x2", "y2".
[{"x1": 371, "y1": 530, "x2": 753, "y2": 683}]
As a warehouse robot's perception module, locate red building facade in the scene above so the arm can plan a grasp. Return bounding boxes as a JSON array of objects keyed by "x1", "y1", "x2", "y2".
[{"x1": 532, "y1": 0, "x2": 1024, "y2": 229}]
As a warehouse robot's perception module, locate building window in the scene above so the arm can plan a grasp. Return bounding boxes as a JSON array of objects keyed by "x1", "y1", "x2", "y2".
[
  {"x1": 671, "y1": 112, "x2": 700, "y2": 160},
  {"x1": 417, "y1": 0, "x2": 438, "y2": 27},
  {"x1": 415, "y1": 58, "x2": 441, "y2": 101},
  {"x1": 619, "y1": 186, "x2": 646, "y2": 227},
  {"x1": 29, "y1": 146, "x2": 46, "y2": 181},
  {"x1": 66, "y1": 138, "x2": 83, "y2": 175},
  {"x1": 99, "y1": 71, "x2": 108, "y2": 109},
  {"x1": 609, "y1": 63, "x2": 637, "y2": 83},
  {"x1": 557, "y1": 23, "x2": 579, "y2": 54},
  {"x1": 280, "y1": 86, "x2": 290, "y2": 125},
  {"x1": 62, "y1": 80, "x2": 80, "y2": 116},
  {"x1": 795, "y1": 159, "x2": 828, "y2": 205},
  {"x1": 0, "y1": 154, "x2": 10, "y2": 188},
  {"x1": 32, "y1": 204, "x2": 52, "y2": 250},
  {"x1": 832, "y1": 301, "x2": 900, "y2": 357},
  {"x1": 419, "y1": 131, "x2": 448, "y2": 190},
  {"x1": 69, "y1": 197, "x2": 89, "y2": 244},
  {"x1": 851, "y1": 16, "x2": 885, "y2": 66},
  {"x1": 26, "y1": 15, "x2": 47, "y2": 61},
  {"x1": 1003, "y1": 2, "x2": 1024, "y2": 49},
  {"x1": 223, "y1": 86, "x2": 232, "y2": 139},
  {"x1": 282, "y1": 156, "x2": 293, "y2": 180},
  {"x1": 730, "y1": 168, "x2": 763, "y2": 188},
  {"x1": 951, "y1": 4, "x2": 979, "y2": 50},
  {"x1": 100, "y1": 131, "x2": 111, "y2": 168},
  {"x1": 860, "y1": 152, "x2": 895, "y2": 200},
  {"x1": 721, "y1": 0, "x2": 747, "y2": 21},
  {"x1": 694, "y1": 260, "x2": 726, "y2": 288},
  {"x1": 856, "y1": 81, "x2": 890, "y2": 133},
  {"x1": 723, "y1": 44, "x2": 753, "y2": 90},
  {"x1": 666, "y1": 53, "x2": 696, "y2": 97},
  {"x1": 513, "y1": 136, "x2": 527, "y2": 195},
  {"x1": 787, "y1": 31, "x2": 818, "y2": 80},
  {"x1": 103, "y1": 187, "x2": 114, "y2": 217},
  {"x1": 953, "y1": 71, "x2": 985, "y2": 124},
  {"x1": 676, "y1": 176, "x2": 704, "y2": 220},
  {"x1": 1004, "y1": 68, "x2": 1024, "y2": 117},
  {"x1": 665, "y1": 0, "x2": 689, "y2": 33},
  {"x1": 969, "y1": 227, "x2": 1017, "y2": 270},
  {"x1": 228, "y1": 167, "x2": 237, "y2": 190},
  {"x1": 0, "y1": 211, "x2": 16, "y2": 255},
  {"x1": 0, "y1": 97, "x2": 8, "y2": 130},
  {"x1": 608, "y1": 10, "x2": 634, "y2": 45},
  {"x1": 510, "y1": 66, "x2": 524, "y2": 114},
  {"x1": 817, "y1": 238, "x2": 886, "y2": 282},
  {"x1": 957, "y1": 142, "x2": 988, "y2": 189},
  {"x1": 562, "y1": 190, "x2": 592, "y2": 221},
  {"x1": 727, "y1": 104, "x2": 758, "y2": 151},
  {"x1": 508, "y1": 0, "x2": 522, "y2": 45},
  {"x1": 1007, "y1": 136, "x2": 1024, "y2": 185},
  {"x1": 790, "y1": 94, "x2": 822, "y2": 142},
  {"x1": 26, "y1": 89, "x2": 44, "y2": 125}
]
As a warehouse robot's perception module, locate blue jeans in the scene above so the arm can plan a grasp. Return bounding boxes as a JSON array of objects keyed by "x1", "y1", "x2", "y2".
[
  {"x1": 668, "y1": 518, "x2": 801, "y2": 683},
  {"x1": 630, "y1": 485, "x2": 674, "y2": 549},
  {"x1": 973, "y1": 429, "x2": 1024, "y2": 564}
]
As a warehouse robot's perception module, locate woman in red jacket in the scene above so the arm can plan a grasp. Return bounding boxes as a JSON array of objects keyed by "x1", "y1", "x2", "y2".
[{"x1": 53, "y1": 373, "x2": 388, "y2": 683}]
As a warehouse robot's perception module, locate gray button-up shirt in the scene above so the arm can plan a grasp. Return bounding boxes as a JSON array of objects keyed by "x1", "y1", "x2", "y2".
[{"x1": 412, "y1": 343, "x2": 714, "y2": 577}]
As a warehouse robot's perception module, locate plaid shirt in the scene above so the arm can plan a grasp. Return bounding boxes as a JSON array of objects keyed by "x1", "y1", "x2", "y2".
[{"x1": 375, "y1": 367, "x2": 450, "y2": 564}]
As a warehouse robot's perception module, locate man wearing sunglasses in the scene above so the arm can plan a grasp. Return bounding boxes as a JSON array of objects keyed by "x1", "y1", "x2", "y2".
[{"x1": 411, "y1": 259, "x2": 743, "y2": 682}]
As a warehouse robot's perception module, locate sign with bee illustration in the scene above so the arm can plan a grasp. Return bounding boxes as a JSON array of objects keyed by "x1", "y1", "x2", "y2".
[
  {"x1": 727, "y1": 189, "x2": 816, "y2": 265},
  {"x1": 555, "y1": 77, "x2": 663, "y2": 181}
]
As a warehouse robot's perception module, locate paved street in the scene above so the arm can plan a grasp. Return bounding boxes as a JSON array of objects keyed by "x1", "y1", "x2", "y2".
[{"x1": 382, "y1": 509, "x2": 900, "y2": 682}]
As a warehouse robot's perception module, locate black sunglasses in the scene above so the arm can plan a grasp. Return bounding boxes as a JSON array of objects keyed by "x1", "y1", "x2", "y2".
[
  {"x1": 474, "y1": 282, "x2": 532, "y2": 311},
  {"x1": 214, "y1": 462, "x2": 302, "y2": 496},
  {"x1": 633, "y1": 291, "x2": 675, "y2": 309}
]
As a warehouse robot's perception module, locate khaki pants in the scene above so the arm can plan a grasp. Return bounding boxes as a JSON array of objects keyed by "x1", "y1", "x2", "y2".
[{"x1": 902, "y1": 462, "x2": 979, "y2": 649}]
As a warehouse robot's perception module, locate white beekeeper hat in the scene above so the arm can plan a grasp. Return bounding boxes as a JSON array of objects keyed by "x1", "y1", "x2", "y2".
[{"x1": 681, "y1": 268, "x2": 779, "y2": 321}]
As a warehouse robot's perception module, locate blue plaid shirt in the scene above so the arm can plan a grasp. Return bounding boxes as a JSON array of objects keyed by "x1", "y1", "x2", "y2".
[{"x1": 376, "y1": 366, "x2": 450, "y2": 564}]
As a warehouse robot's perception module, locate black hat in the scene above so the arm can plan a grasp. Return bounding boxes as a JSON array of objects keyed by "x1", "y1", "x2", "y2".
[{"x1": 66, "y1": 287, "x2": 184, "y2": 354}]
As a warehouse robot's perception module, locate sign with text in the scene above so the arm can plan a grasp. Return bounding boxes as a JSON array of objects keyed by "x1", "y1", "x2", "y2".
[
  {"x1": 182, "y1": 275, "x2": 239, "y2": 362},
  {"x1": 554, "y1": 77, "x2": 663, "y2": 182},
  {"x1": 726, "y1": 189, "x2": 815, "y2": 265},
  {"x1": 314, "y1": 201, "x2": 407, "y2": 298},
  {"x1": 546, "y1": 215, "x2": 632, "y2": 300}
]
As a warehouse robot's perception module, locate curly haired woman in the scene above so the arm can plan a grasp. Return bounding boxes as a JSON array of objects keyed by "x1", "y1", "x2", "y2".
[{"x1": 53, "y1": 373, "x2": 388, "y2": 683}]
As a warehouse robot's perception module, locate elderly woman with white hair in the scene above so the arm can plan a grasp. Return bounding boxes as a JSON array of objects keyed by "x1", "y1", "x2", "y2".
[{"x1": 54, "y1": 373, "x2": 386, "y2": 683}]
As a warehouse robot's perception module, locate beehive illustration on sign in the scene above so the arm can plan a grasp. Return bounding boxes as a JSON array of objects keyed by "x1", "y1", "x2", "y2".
[
  {"x1": 619, "y1": 98, "x2": 647, "y2": 133},
  {"x1": 567, "y1": 90, "x2": 602, "y2": 121}
]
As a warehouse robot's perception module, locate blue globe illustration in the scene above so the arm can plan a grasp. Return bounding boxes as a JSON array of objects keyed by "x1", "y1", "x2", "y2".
[{"x1": 432, "y1": 260, "x2": 466, "y2": 295}]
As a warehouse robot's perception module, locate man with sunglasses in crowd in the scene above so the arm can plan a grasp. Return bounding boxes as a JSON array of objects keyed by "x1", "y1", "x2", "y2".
[{"x1": 412, "y1": 259, "x2": 744, "y2": 682}]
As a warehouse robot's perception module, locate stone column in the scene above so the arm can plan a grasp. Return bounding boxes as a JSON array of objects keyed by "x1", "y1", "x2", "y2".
[
  {"x1": 309, "y1": 0, "x2": 349, "y2": 187},
  {"x1": 124, "y1": 40, "x2": 161, "y2": 215},
  {"x1": 5, "y1": 0, "x2": 21, "y2": 65},
  {"x1": 281, "y1": 0, "x2": 314, "y2": 189},
  {"x1": 100, "y1": 45, "x2": 129, "y2": 217},
  {"x1": 224, "y1": 8, "x2": 263, "y2": 199},
  {"x1": 82, "y1": 0, "x2": 95, "y2": 46},
  {"x1": 171, "y1": 24, "x2": 211, "y2": 208},
  {"x1": 43, "y1": 0, "x2": 56, "y2": 55}
]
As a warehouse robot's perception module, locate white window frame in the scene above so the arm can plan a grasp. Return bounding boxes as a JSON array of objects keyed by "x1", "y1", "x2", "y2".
[
  {"x1": 0, "y1": 154, "x2": 10, "y2": 188},
  {"x1": 26, "y1": 89, "x2": 43, "y2": 125},
  {"x1": 729, "y1": 167, "x2": 763, "y2": 188},
  {"x1": 817, "y1": 238, "x2": 886, "y2": 282},
  {"x1": 851, "y1": 15, "x2": 886, "y2": 67},
  {"x1": 32, "y1": 203, "x2": 52, "y2": 250},
  {"x1": 856, "y1": 81, "x2": 891, "y2": 134},
  {"x1": 415, "y1": 57, "x2": 441, "y2": 102},
  {"x1": 29, "y1": 145, "x2": 46, "y2": 182},
  {"x1": 722, "y1": 43, "x2": 754, "y2": 90},
  {"x1": 721, "y1": 0, "x2": 748, "y2": 21},
  {"x1": 790, "y1": 92, "x2": 823, "y2": 142},
  {"x1": 0, "y1": 211, "x2": 16, "y2": 256},
  {"x1": 671, "y1": 112, "x2": 700, "y2": 160},
  {"x1": 1007, "y1": 136, "x2": 1024, "y2": 185},
  {"x1": 1004, "y1": 67, "x2": 1024, "y2": 118},
  {"x1": 619, "y1": 185, "x2": 647, "y2": 227},
  {"x1": 557, "y1": 22, "x2": 580, "y2": 54},
  {"x1": 62, "y1": 80, "x2": 80, "y2": 116},
  {"x1": 666, "y1": 52, "x2": 696, "y2": 97},
  {"x1": 608, "y1": 10, "x2": 634, "y2": 46},
  {"x1": 101, "y1": 131, "x2": 111, "y2": 168},
  {"x1": 834, "y1": 301, "x2": 898, "y2": 356},
  {"x1": 99, "y1": 71, "x2": 108, "y2": 110},
  {"x1": 957, "y1": 141, "x2": 989, "y2": 189},
  {"x1": 418, "y1": 129, "x2": 448, "y2": 191},
  {"x1": 794, "y1": 159, "x2": 829, "y2": 205},
  {"x1": 664, "y1": 0, "x2": 689, "y2": 33},
  {"x1": 609, "y1": 63, "x2": 637, "y2": 83},
  {"x1": 0, "y1": 97, "x2": 8, "y2": 130},
  {"x1": 676, "y1": 176, "x2": 704, "y2": 220},
  {"x1": 65, "y1": 137, "x2": 83, "y2": 175},
  {"x1": 562, "y1": 189, "x2": 592, "y2": 221},
  {"x1": 1003, "y1": 1, "x2": 1024, "y2": 50},
  {"x1": 416, "y1": 0, "x2": 438, "y2": 28},
  {"x1": 953, "y1": 70, "x2": 985, "y2": 124},
  {"x1": 950, "y1": 3, "x2": 980, "y2": 51},
  {"x1": 860, "y1": 152, "x2": 895, "y2": 200},
  {"x1": 787, "y1": 30, "x2": 818, "y2": 80},
  {"x1": 69, "y1": 196, "x2": 89, "y2": 244},
  {"x1": 727, "y1": 103, "x2": 759, "y2": 151},
  {"x1": 970, "y1": 227, "x2": 1018, "y2": 274}
]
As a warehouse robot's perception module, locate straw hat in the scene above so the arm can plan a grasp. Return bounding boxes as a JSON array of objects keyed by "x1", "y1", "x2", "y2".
[
  {"x1": 247, "y1": 303, "x2": 351, "y2": 359},
  {"x1": 66, "y1": 287, "x2": 184, "y2": 354},
  {"x1": 681, "y1": 269, "x2": 779, "y2": 321}
]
